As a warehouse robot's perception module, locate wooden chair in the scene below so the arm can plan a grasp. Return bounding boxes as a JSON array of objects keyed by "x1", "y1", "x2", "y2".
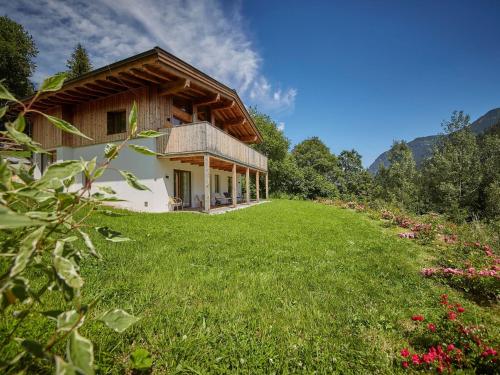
[{"x1": 169, "y1": 196, "x2": 183, "y2": 211}]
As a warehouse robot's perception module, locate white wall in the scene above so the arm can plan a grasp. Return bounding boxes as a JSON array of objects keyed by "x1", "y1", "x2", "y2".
[{"x1": 33, "y1": 139, "x2": 243, "y2": 212}]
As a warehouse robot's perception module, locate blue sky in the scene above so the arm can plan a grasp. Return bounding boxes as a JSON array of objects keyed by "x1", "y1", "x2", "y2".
[{"x1": 4, "y1": 0, "x2": 500, "y2": 166}]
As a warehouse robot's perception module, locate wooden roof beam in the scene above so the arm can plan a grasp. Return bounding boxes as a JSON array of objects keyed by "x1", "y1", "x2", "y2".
[
  {"x1": 142, "y1": 64, "x2": 174, "y2": 81},
  {"x1": 106, "y1": 75, "x2": 141, "y2": 88},
  {"x1": 222, "y1": 117, "x2": 246, "y2": 128},
  {"x1": 118, "y1": 72, "x2": 150, "y2": 86},
  {"x1": 211, "y1": 100, "x2": 235, "y2": 112},
  {"x1": 65, "y1": 89, "x2": 99, "y2": 99},
  {"x1": 85, "y1": 83, "x2": 119, "y2": 94},
  {"x1": 194, "y1": 93, "x2": 220, "y2": 106},
  {"x1": 240, "y1": 135, "x2": 258, "y2": 143},
  {"x1": 95, "y1": 79, "x2": 127, "y2": 91},
  {"x1": 129, "y1": 68, "x2": 165, "y2": 84},
  {"x1": 159, "y1": 78, "x2": 191, "y2": 96}
]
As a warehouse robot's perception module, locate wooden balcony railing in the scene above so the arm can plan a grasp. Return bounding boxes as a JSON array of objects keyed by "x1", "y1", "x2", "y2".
[{"x1": 156, "y1": 122, "x2": 268, "y2": 171}]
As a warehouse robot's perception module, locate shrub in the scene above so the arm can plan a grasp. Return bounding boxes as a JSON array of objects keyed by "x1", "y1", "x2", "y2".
[
  {"x1": 400, "y1": 295, "x2": 498, "y2": 373},
  {"x1": 0, "y1": 75, "x2": 164, "y2": 373}
]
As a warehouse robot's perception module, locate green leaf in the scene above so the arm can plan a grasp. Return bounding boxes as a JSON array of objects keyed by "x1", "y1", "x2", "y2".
[
  {"x1": 137, "y1": 130, "x2": 165, "y2": 138},
  {"x1": 97, "y1": 185, "x2": 116, "y2": 195},
  {"x1": 100, "y1": 309, "x2": 139, "y2": 333},
  {"x1": 67, "y1": 330, "x2": 94, "y2": 375},
  {"x1": 0, "y1": 207, "x2": 43, "y2": 229},
  {"x1": 39, "y1": 160, "x2": 84, "y2": 186},
  {"x1": 95, "y1": 226, "x2": 131, "y2": 242},
  {"x1": 55, "y1": 355, "x2": 77, "y2": 375},
  {"x1": 13, "y1": 115, "x2": 26, "y2": 132},
  {"x1": 21, "y1": 339, "x2": 45, "y2": 358},
  {"x1": 5, "y1": 123, "x2": 44, "y2": 152},
  {"x1": 119, "y1": 170, "x2": 150, "y2": 191},
  {"x1": 104, "y1": 143, "x2": 118, "y2": 160},
  {"x1": 10, "y1": 226, "x2": 45, "y2": 277},
  {"x1": 42, "y1": 113, "x2": 91, "y2": 140},
  {"x1": 53, "y1": 255, "x2": 84, "y2": 289},
  {"x1": 128, "y1": 144, "x2": 160, "y2": 156},
  {"x1": 39, "y1": 72, "x2": 67, "y2": 92},
  {"x1": 0, "y1": 80, "x2": 18, "y2": 102},
  {"x1": 130, "y1": 348, "x2": 153, "y2": 370},
  {"x1": 129, "y1": 102, "x2": 138, "y2": 135},
  {"x1": 78, "y1": 230, "x2": 101, "y2": 259},
  {"x1": 92, "y1": 166, "x2": 105, "y2": 180},
  {"x1": 0, "y1": 105, "x2": 8, "y2": 119},
  {"x1": 57, "y1": 310, "x2": 83, "y2": 332}
]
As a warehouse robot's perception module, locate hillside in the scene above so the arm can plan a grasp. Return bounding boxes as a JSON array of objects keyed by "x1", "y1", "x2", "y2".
[{"x1": 368, "y1": 108, "x2": 500, "y2": 174}]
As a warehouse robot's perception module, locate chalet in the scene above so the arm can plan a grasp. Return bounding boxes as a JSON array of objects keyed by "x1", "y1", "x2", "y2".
[{"x1": 26, "y1": 47, "x2": 268, "y2": 213}]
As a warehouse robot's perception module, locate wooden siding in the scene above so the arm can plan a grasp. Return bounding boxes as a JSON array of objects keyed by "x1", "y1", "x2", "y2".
[
  {"x1": 31, "y1": 87, "x2": 172, "y2": 149},
  {"x1": 156, "y1": 122, "x2": 268, "y2": 171}
]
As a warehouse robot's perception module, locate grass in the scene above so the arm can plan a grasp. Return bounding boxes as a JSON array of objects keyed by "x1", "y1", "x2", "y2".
[{"x1": 2, "y1": 199, "x2": 499, "y2": 373}]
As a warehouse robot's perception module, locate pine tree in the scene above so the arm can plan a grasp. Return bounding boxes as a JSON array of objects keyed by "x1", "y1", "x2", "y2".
[{"x1": 66, "y1": 43, "x2": 93, "y2": 79}]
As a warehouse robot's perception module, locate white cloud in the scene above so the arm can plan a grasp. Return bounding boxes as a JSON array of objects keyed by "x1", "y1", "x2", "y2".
[
  {"x1": 277, "y1": 122, "x2": 285, "y2": 131},
  {"x1": 5, "y1": 0, "x2": 296, "y2": 112}
]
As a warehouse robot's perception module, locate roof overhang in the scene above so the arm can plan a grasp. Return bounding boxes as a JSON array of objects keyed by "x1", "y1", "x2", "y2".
[{"x1": 17, "y1": 47, "x2": 262, "y2": 144}]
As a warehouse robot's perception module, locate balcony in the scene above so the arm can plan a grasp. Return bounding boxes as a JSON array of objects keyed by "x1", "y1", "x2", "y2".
[{"x1": 156, "y1": 122, "x2": 268, "y2": 171}]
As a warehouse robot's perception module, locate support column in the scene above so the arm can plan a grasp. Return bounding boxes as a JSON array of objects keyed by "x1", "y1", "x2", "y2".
[
  {"x1": 204, "y1": 154, "x2": 210, "y2": 212},
  {"x1": 245, "y1": 167, "x2": 250, "y2": 204},
  {"x1": 232, "y1": 163, "x2": 237, "y2": 208},
  {"x1": 265, "y1": 173, "x2": 269, "y2": 200},
  {"x1": 256, "y1": 171, "x2": 260, "y2": 202}
]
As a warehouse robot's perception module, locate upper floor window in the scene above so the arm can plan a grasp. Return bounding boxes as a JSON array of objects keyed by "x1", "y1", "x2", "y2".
[
  {"x1": 40, "y1": 150, "x2": 56, "y2": 174},
  {"x1": 107, "y1": 110, "x2": 126, "y2": 135}
]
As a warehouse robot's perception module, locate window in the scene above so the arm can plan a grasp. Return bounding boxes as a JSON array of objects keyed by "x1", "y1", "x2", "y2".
[
  {"x1": 40, "y1": 150, "x2": 56, "y2": 174},
  {"x1": 107, "y1": 110, "x2": 126, "y2": 135},
  {"x1": 214, "y1": 174, "x2": 220, "y2": 193},
  {"x1": 228, "y1": 176, "x2": 233, "y2": 194}
]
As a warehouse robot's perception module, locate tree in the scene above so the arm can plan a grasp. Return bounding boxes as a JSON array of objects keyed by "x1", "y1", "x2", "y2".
[
  {"x1": 66, "y1": 43, "x2": 93, "y2": 79},
  {"x1": 376, "y1": 141, "x2": 419, "y2": 209},
  {"x1": 0, "y1": 16, "x2": 38, "y2": 98},
  {"x1": 250, "y1": 107, "x2": 290, "y2": 162},
  {"x1": 292, "y1": 137, "x2": 340, "y2": 182},
  {"x1": 338, "y1": 149, "x2": 373, "y2": 198},
  {"x1": 421, "y1": 111, "x2": 481, "y2": 220}
]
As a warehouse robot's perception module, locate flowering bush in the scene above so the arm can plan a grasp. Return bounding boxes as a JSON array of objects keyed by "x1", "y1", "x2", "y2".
[
  {"x1": 400, "y1": 295, "x2": 498, "y2": 373},
  {"x1": 422, "y1": 242, "x2": 500, "y2": 302}
]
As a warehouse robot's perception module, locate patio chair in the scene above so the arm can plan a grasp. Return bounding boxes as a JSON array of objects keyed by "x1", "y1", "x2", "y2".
[
  {"x1": 169, "y1": 196, "x2": 183, "y2": 211},
  {"x1": 214, "y1": 192, "x2": 230, "y2": 205}
]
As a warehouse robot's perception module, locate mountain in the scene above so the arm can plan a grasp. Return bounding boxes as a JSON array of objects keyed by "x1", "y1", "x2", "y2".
[{"x1": 368, "y1": 108, "x2": 500, "y2": 174}]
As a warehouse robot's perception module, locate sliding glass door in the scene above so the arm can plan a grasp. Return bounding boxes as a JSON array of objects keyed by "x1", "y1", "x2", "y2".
[{"x1": 174, "y1": 170, "x2": 191, "y2": 207}]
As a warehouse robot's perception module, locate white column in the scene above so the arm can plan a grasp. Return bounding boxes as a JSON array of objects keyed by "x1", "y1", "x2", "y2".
[
  {"x1": 232, "y1": 163, "x2": 237, "y2": 207},
  {"x1": 245, "y1": 167, "x2": 250, "y2": 204},
  {"x1": 204, "y1": 154, "x2": 210, "y2": 212},
  {"x1": 256, "y1": 171, "x2": 260, "y2": 202}
]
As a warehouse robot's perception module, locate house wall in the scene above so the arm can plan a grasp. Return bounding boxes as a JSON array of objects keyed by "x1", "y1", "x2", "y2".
[
  {"x1": 30, "y1": 86, "x2": 172, "y2": 149},
  {"x1": 32, "y1": 137, "x2": 242, "y2": 212}
]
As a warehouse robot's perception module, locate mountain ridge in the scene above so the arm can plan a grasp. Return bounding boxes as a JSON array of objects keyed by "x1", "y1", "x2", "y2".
[{"x1": 368, "y1": 108, "x2": 500, "y2": 174}]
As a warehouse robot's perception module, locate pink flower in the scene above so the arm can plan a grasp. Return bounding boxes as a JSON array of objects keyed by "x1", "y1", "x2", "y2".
[
  {"x1": 457, "y1": 306, "x2": 465, "y2": 313},
  {"x1": 447, "y1": 344, "x2": 455, "y2": 352},
  {"x1": 401, "y1": 348, "x2": 410, "y2": 357},
  {"x1": 412, "y1": 354, "x2": 420, "y2": 365},
  {"x1": 428, "y1": 323, "x2": 436, "y2": 332},
  {"x1": 448, "y1": 311, "x2": 457, "y2": 320},
  {"x1": 402, "y1": 361, "x2": 409, "y2": 368},
  {"x1": 411, "y1": 315, "x2": 424, "y2": 321}
]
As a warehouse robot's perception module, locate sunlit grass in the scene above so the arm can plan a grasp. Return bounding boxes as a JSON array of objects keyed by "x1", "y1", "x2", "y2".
[{"x1": 2, "y1": 200, "x2": 498, "y2": 373}]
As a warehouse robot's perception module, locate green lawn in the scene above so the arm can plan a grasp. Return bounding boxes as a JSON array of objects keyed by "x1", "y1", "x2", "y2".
[{"x1": 3, "y1": 200, "x2": 499, "y2": 373}]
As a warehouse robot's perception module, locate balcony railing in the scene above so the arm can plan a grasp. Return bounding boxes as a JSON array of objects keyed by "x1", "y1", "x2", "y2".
[{"x1": 156, "y1": 122, "x2": 268, "y2": 171}]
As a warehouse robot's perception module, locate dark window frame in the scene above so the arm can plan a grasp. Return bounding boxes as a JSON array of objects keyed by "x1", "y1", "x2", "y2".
[{"x1": 107, "y1": 110, "x2": 127, "y2": 135}]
